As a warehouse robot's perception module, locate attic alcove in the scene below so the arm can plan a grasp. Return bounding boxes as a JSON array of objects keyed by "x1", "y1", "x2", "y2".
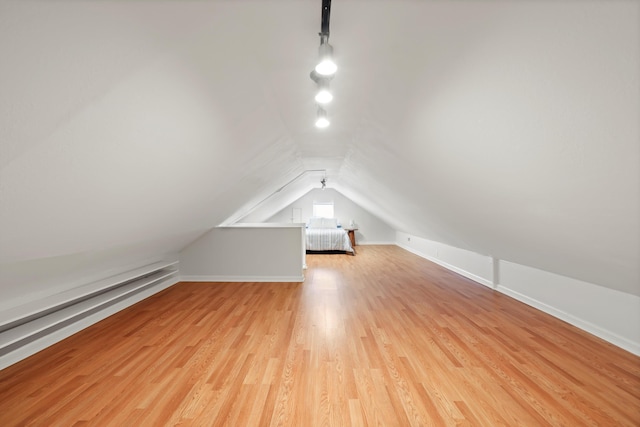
[{"x1": 247, "y1": 188, "x2": 396, "y2": 246}]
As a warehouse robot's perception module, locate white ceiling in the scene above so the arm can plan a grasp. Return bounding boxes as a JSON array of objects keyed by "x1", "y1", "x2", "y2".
[{"x1": 0, "y1": 1, "x2": 638, "y2": 296}]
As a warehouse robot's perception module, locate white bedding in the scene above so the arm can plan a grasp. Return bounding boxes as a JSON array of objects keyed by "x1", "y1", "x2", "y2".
[{"x1": 305, "y1": 228, "x2": 354, "y2": 253}]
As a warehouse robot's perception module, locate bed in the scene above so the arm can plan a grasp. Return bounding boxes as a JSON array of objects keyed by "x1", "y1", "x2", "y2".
[{"x1": 305, "y1": 217, "x2": 354, "y2": 254}]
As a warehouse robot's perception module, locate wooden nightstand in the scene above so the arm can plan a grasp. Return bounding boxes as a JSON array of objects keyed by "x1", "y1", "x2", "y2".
[{"x1": 345, "y1": 228, "x2": 358, "y2": 247}]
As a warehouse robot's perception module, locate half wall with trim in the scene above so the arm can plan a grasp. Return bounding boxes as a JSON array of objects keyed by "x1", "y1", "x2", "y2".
[{"x1": 180, "y1": 224, "x2": 305, "y2": 283}]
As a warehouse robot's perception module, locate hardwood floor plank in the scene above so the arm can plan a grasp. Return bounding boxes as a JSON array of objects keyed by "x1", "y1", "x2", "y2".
[{"x1": 0, "y1": 245, "x2": 638, "y2": 426}]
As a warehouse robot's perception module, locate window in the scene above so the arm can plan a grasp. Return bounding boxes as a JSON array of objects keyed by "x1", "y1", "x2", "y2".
[{"x1": 313, "y1": 202, "x2": 334, "y2": 218}]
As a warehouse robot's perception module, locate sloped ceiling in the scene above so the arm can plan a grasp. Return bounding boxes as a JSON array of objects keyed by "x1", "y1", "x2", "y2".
[{"x1": 0, "y1": 1, "x2": 638, "y2": 296}]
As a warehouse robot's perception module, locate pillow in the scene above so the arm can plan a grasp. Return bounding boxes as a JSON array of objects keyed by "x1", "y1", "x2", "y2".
[
  {"x1": 323, "y1": 218, "x2": 338, "y2": 228},
  {"x1": 308, "y1": 217, "x2": 324, "y2": 228}
]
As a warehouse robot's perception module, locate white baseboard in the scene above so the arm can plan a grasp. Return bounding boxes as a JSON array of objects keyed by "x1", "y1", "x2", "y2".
[
  {"x1": 497, "y1": 285, "x2": 640, "y2": 356},
  {"x1": 0, "y1": 277, "x2": 179, "y2": 371},
  {"x1": 358, "y1": 241, "x2": 396, "y2": 245},
  {"x1": 180, "y1": 275, "x2": 305, "y2": 283},
  {"x1": 396, "y1": 243, "x2": 494, "y2": 289}
]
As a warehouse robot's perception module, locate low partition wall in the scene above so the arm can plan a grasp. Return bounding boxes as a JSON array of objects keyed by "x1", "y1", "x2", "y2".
[
  {"x1": 396, "y1": 231, "x2": 640, "y2": 356},
  {"x1": 180, "y1": 223, "x2": 305, "y2": 282}
]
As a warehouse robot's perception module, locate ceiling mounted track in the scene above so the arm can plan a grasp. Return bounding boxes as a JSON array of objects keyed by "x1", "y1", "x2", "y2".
[{"x1": 320, "y1": 0, "x2": 331, "y2": 38}]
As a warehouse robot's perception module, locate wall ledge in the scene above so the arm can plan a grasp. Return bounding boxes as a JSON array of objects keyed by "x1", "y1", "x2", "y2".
[{"x1": 0, "y1": 276, "x2": 179, "y2": 371}]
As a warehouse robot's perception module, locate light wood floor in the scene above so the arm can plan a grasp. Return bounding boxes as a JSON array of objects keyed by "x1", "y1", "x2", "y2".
[{"x1": 0, "y1": 245, "x2": 638, "y2": 426}]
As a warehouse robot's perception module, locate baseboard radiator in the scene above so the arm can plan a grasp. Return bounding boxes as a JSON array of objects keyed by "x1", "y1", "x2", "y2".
[{"x1": 0, "y1": 261, "x2": 179, "y2": 370}]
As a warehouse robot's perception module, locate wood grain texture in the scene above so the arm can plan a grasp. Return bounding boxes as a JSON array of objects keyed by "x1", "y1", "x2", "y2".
[{"x1": 0, "y1": 245, "x2": 638, "y2": 426}]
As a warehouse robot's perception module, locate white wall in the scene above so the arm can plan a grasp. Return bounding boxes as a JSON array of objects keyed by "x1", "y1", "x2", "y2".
[
  {"x1": 180, "y1": 225, "x2": 305, "y2": 282},
  {"x1": 397, "y1": 232, "x2": 640, "y2": 356},
  {"x1": 262, "y1": 188, "x2": 395, "y2": 245},
  {"x1": 337, "y1": 1, "x2": 639, "y2": 297}
]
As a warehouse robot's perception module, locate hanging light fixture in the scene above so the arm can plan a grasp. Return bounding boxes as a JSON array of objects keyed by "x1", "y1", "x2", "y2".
[
  {"x1": 320, "y1": 177, "x2": 327, "y2": 189},
  {"x1": 315, "y1": 107, "x2": 330, "y2": 128},
  {"x1": 311, "y1": 0, "x2": 336, "y2": 127}
]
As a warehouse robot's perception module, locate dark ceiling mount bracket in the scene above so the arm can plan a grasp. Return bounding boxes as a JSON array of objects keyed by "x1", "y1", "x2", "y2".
[{"x1": 320, "y1": 0, "x2": 331, "y2": 37}]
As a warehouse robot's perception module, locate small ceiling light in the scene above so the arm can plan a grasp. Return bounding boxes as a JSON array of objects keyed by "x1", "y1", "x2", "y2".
[
  {"x1": 314, "y1": 81, "x2": 333, "y2": 104},
  {"x1": 315, "y1": 41, "x2": 337, "y2": 76},
  {"x1": 320, "y1": 178, "x2": 327, "y2": 189},
  {"x1": 315, "y1": 88, "x2": 333, "y2": 104},
  {"x1": 315, "y1": 107, "x2": 330, "y2": 128}
]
